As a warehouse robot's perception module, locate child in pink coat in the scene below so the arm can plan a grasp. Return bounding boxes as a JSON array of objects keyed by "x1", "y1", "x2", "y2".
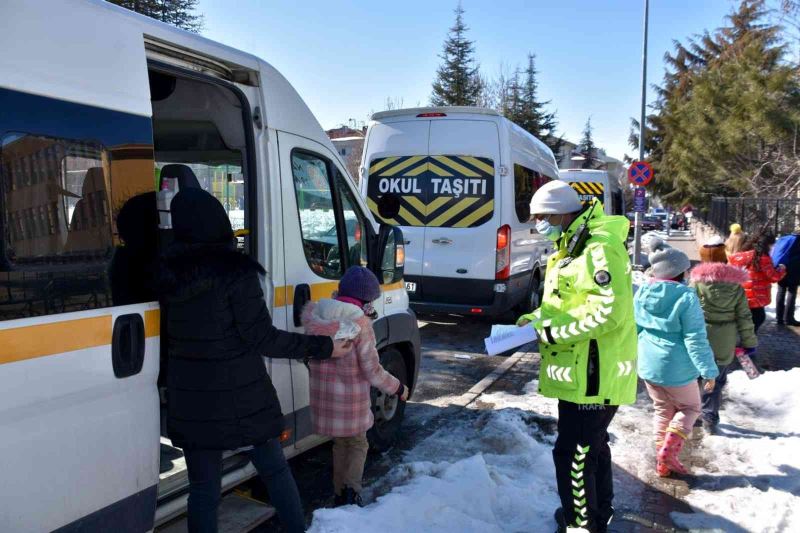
[{"x1": 302, "y1": 266, "x2": 409, "y2": 506}]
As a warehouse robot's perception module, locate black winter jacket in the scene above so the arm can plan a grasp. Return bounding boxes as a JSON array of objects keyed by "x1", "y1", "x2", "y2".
[{"x1": 164, "y1": 246, "x2": 333, "y2": 450}]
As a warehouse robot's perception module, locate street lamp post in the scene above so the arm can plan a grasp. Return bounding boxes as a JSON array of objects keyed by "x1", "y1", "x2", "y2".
[{"x1": 633, "y1": 0, "x2": 649, "y2": 266}]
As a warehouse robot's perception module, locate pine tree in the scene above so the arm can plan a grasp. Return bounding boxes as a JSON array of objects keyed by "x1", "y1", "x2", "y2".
[
  {"x1": 579, "y1": 118, "x2": 597, "y2": 169},
  {"x1": 431, "y1": 3, "x2": 483, "y2": 106},
  {"x1": 108, "y1": 0, "x2": 203, "y2": 32},
  {"x1": 635, "y1": 0, "x2": 800, "y2": 207},
  {"x1": 515, "y1": 54, "x2": 563, "y2": 160}
]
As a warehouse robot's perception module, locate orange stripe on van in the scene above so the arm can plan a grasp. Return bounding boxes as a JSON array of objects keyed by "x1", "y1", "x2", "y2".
[
  {"x1": 272, "y1": 281, "x2": 405, "y2": 308},
  {"x1": 0, "y1": 316, "x2": 112, "y2": 364},
  {"x1": 144, "y1": 309, "x2": 161, "y2": 337}
]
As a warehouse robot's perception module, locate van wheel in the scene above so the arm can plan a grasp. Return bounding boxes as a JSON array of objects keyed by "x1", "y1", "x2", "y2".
[
  {"x1": 516, "y1": 274, "x2": 542, "y2": 315},
  {"x1": 367, "y1": 348, "x2": 408, "y2": 453}
]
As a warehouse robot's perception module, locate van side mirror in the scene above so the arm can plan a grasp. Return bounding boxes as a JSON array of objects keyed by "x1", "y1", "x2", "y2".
[
  {"x1": 376, "y1": 225, "x2": 405, "y2": 284},
  {"x1": 376, "y1": 193, "x2": 401, "y2": 220}
]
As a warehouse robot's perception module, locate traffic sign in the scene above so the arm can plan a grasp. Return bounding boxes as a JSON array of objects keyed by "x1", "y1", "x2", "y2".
[
  {"x1": 628, "y1": 161, "x2": 654, "y2": 186},
  {"x1": 633, "y1": 187, "x2": 647, "y2": 213}
]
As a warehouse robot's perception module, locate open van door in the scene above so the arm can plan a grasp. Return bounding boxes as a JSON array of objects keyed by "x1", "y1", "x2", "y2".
[{"x1": 0, "y1": 2, "x2": 160, "y2": 531}]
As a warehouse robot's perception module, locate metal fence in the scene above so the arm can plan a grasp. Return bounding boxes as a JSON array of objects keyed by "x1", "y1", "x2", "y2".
[{"x1": 707, "y1": 197, "x2": 800, "y2": 236}]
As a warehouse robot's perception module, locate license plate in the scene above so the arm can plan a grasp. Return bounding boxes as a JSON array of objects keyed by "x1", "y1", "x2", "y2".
[{"x1": 404, "y1": 282, "x2": 417, "y2": 293}]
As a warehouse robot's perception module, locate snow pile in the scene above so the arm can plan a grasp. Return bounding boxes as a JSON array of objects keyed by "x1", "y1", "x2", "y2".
[
  {"x1": 309, "y1": 369, "x2": 800, "y2": 532},
  {"x1": 310, "y1": 382, "x2": 561, "y2": 533},
  {"x1": 670, "y1": 369, "x2": 800, "y2": 532}
]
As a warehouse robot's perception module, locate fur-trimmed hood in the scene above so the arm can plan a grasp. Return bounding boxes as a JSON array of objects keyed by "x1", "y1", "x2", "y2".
[
  {"x1": 690, "y1": 262, "x2": 749, "y2": 285},
  {"x1": 302, "y1": 299, "x2": 372, "y2": 340}
]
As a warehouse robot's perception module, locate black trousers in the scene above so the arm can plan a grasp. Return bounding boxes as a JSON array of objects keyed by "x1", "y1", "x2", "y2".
[
  {"x1": 751, "y1": 307, "x2": 766, "y2": 333},
  {"x1": 776, "y1": 282, "x2": 798, "y2": 323},
  {"x1": 554, "y1": 401, "x2": 619, "y2": 532}
]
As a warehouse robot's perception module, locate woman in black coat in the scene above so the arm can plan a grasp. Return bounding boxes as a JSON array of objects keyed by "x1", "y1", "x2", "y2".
[{"x1": 163, "y1": 189, "x2": 346, "y2": 533}]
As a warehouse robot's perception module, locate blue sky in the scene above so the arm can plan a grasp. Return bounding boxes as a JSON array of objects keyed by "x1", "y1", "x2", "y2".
[{"x1": 197, "y1": 0, "x2": 742, "y2": 160}]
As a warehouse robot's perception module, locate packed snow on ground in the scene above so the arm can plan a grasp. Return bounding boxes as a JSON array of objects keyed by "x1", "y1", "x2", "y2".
[
  {"x1": 309, "y1": 381, "x2": 562, "y2": 533},
  {"x1": 310, "y1": 369, "x2": 800, "y2": 533},
  {"x1": 669, "y1": 369, "x2": 800, "y2": 532}
]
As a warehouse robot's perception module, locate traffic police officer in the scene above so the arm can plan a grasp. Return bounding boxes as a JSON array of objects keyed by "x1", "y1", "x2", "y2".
[{"x1": 518, "y1": 181, "x2": 637, "y2": 533}]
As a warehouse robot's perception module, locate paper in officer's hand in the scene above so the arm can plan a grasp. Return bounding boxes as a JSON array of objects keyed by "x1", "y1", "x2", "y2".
[{"x1": 484, "y1": 324, "x2": 538, "y2": 356}]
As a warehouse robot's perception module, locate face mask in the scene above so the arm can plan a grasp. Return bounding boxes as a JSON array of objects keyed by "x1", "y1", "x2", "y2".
[{"x1": 536, "y1": 219, "x2": 562, "y2": 241}]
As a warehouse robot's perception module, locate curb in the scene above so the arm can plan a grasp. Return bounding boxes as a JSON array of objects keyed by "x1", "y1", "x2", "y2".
[{"x1": 448, "y1": 346, "x2": 532, "y2": 408}]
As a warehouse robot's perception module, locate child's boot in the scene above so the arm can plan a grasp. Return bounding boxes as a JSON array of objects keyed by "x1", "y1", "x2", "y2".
[
  {"x1": 658, "y1": 429, "x2": 689, "y2": 475},
  {"x1": 655, "y1": 432, "x2": 670, "y2": 477},
  {"x1": 343, "y1": 486, "x2": 364, "y2": 507},
  {"x1": 333, "y1": 491, "x2": 347, "y2": 507}
]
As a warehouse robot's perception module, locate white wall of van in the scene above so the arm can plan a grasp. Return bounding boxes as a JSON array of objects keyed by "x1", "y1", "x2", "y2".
[
  {"x1": 0, "y1": 1, "x2": 419, "y2": 530},
  {"x1": 361, "y1": 107, "x2": 559, "y2": 318}
]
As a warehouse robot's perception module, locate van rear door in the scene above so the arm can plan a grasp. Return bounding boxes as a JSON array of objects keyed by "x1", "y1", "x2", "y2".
[
  {"x1": 0, "y1": 2, "x2": 160, "y2": 530},
  {"x1": 363, "y1": 121, "x2": 430, "y2": 298},
  {"x1": 423, "y1": 120, "x2": 500, "y2": 304}
]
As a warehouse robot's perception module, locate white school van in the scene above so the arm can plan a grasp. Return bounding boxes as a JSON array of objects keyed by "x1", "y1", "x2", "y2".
[
  {"x1": 559, "y1": 169, "x2": 625, "y2": 216},
  {"x1": 361, "y1": 107, "x2": 560, "y2": 317},
  {"x1": 0, "y1": 1, "x2": 420, "y2": 530}
]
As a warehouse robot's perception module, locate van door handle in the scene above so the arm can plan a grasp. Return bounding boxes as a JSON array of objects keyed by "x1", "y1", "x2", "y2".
[
  {"x1": 431, "y1": 238, "x2": 452, "y2": 245},
  {"x1": 293, "y1": 284, "x2": 311, "y2": 327},
  {"x1": 404, "y1": 240, "x2": 411, "y2": 245},
  {"x1": 112, "y1": 314, "x2": 145, "y2": 379}
]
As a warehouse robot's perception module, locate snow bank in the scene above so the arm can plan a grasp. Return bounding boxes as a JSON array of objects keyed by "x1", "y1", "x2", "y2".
[
  {"x1": 670, "y1": 369, "x2": 800, "y2": 532},
  {"x1": 310, "y1": 383, "x2": 561, "y2": 533},
  {"x1": 310, "y1": 369, "x2": 800, "y2": 532}
]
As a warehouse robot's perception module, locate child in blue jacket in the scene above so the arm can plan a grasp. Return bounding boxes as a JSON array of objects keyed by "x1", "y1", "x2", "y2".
[{"x1": 634, "y1": 238, "x2": 719, "y2": 477}]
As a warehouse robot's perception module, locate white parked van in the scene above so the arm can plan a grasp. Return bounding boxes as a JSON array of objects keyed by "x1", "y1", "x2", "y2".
[
  {"x1": 360, "y1": 107, "x2": 560, "y2": 317},
  {"x1": 0, "y1": 1, "x2": 420, "y2": 530},
  {"x1": 558, "y1": 169, "x2": 625, "y2": 216}
]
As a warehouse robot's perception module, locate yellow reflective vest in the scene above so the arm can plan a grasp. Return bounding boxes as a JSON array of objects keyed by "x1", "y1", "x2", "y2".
[{"x1": 518, "y1": 204, "x2": 638, "y2": 405}]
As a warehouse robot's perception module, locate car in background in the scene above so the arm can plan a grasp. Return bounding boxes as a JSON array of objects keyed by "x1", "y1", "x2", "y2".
[{"x1": 627, "y1": 213, "x2": 663, "y2": 233}]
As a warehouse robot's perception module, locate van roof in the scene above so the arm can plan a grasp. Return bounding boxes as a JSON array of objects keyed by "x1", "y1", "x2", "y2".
[
  {"x1": 4, "y1": 0, "x2": 343, "y2": 172},
  {"x1": 371, "y1": 107, "x2": 502, "y2": 121},
  {"x1": 560, "y1": 169, "x2": 608, "y2": 175}
]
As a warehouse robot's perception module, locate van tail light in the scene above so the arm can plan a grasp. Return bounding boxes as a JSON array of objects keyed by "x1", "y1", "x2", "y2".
[
  {"x1": 416, "y1": 112, "x2": 447, "y2": 118},
  {"x1": 495, "y1": 225, "x2": 511, "y2": 280},
  {"x1": 395, "y1": 241, "x2": 405, "y2": 268}
]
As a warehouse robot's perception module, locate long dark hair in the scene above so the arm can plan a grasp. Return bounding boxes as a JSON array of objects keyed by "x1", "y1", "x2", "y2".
[{"x1": 743, "y1": 231, "x2": 776, "y2": 270}]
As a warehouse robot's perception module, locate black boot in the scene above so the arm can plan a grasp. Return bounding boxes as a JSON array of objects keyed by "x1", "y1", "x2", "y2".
[
  {"x1": 554, "y1": 507, "x2": 567, "y2": 533},
  {"x1": 342, "y1": 486, "x2": 364, "y2": 507},
  {"x1": 333, "y1": 492, "x2": 347, "y2": 507}
]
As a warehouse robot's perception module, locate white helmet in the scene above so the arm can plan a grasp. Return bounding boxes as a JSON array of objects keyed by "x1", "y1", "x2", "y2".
[{"x1": 530, "y1": 181, "x2": 583, "y2": 215}]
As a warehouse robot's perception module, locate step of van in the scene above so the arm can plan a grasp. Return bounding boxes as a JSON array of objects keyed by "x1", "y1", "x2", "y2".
[
  {"x1": 156, "y1": 492, "x2": 276, "y2": 533},
  {"x1": 158, "y1": 438, "x2": 252, "y2": 502}
]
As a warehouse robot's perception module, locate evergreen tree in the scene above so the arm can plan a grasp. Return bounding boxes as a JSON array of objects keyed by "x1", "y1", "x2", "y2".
[
  {"x1": 503, "y1": 68, "x2": 523, "y2": 121},
  {"x1": 634, "y1": 0, "x2": 800, "y2": 207},
  {"x1": 108, "y1": 0, "x2": 203, "y2": 32},
  {"x1": 517, "y1": 54, "x2": 563, "y2": 159},
  {"x1": 579, "y1": 118, "x2": 597, "y2": 169},
  {"x1": 431, "y1": 3, "x2": 483, "y2": 106}
]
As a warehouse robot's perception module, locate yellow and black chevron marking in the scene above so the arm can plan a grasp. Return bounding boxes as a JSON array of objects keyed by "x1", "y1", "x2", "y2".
[
  {"x1": 571, "y1": 443, "x2": 591, "y2": 528},
  {"x1": 569, "y1": 181, "x2": 605, "y2": 205},
  {"x1": 366, "y1": 155, "x2": 495, "y2": 228}
]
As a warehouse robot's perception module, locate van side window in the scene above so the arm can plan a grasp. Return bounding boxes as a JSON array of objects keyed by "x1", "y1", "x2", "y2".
[
  {"x1": 336, "y1": 172, "x2": 368, "y2": 269},
  {"x1": 514, "y1": 164, "x2": 552, "y2": 223},
  {"x1": 291, "y1": 151, "x2": 343, "y2": 279},
  {"x1": 0, "y1": 88, "x2": 155, "y2": 320}
]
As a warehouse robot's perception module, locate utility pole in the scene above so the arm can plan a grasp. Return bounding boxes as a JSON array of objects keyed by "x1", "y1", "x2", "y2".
[{"x1": 632, "y1": 0, "x2": 649, "y2": 266}]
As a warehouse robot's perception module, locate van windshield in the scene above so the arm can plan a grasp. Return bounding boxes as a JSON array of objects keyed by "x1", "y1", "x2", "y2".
[{"x1": 366, "y1": 155, "x2": 494, "y2": 228}]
